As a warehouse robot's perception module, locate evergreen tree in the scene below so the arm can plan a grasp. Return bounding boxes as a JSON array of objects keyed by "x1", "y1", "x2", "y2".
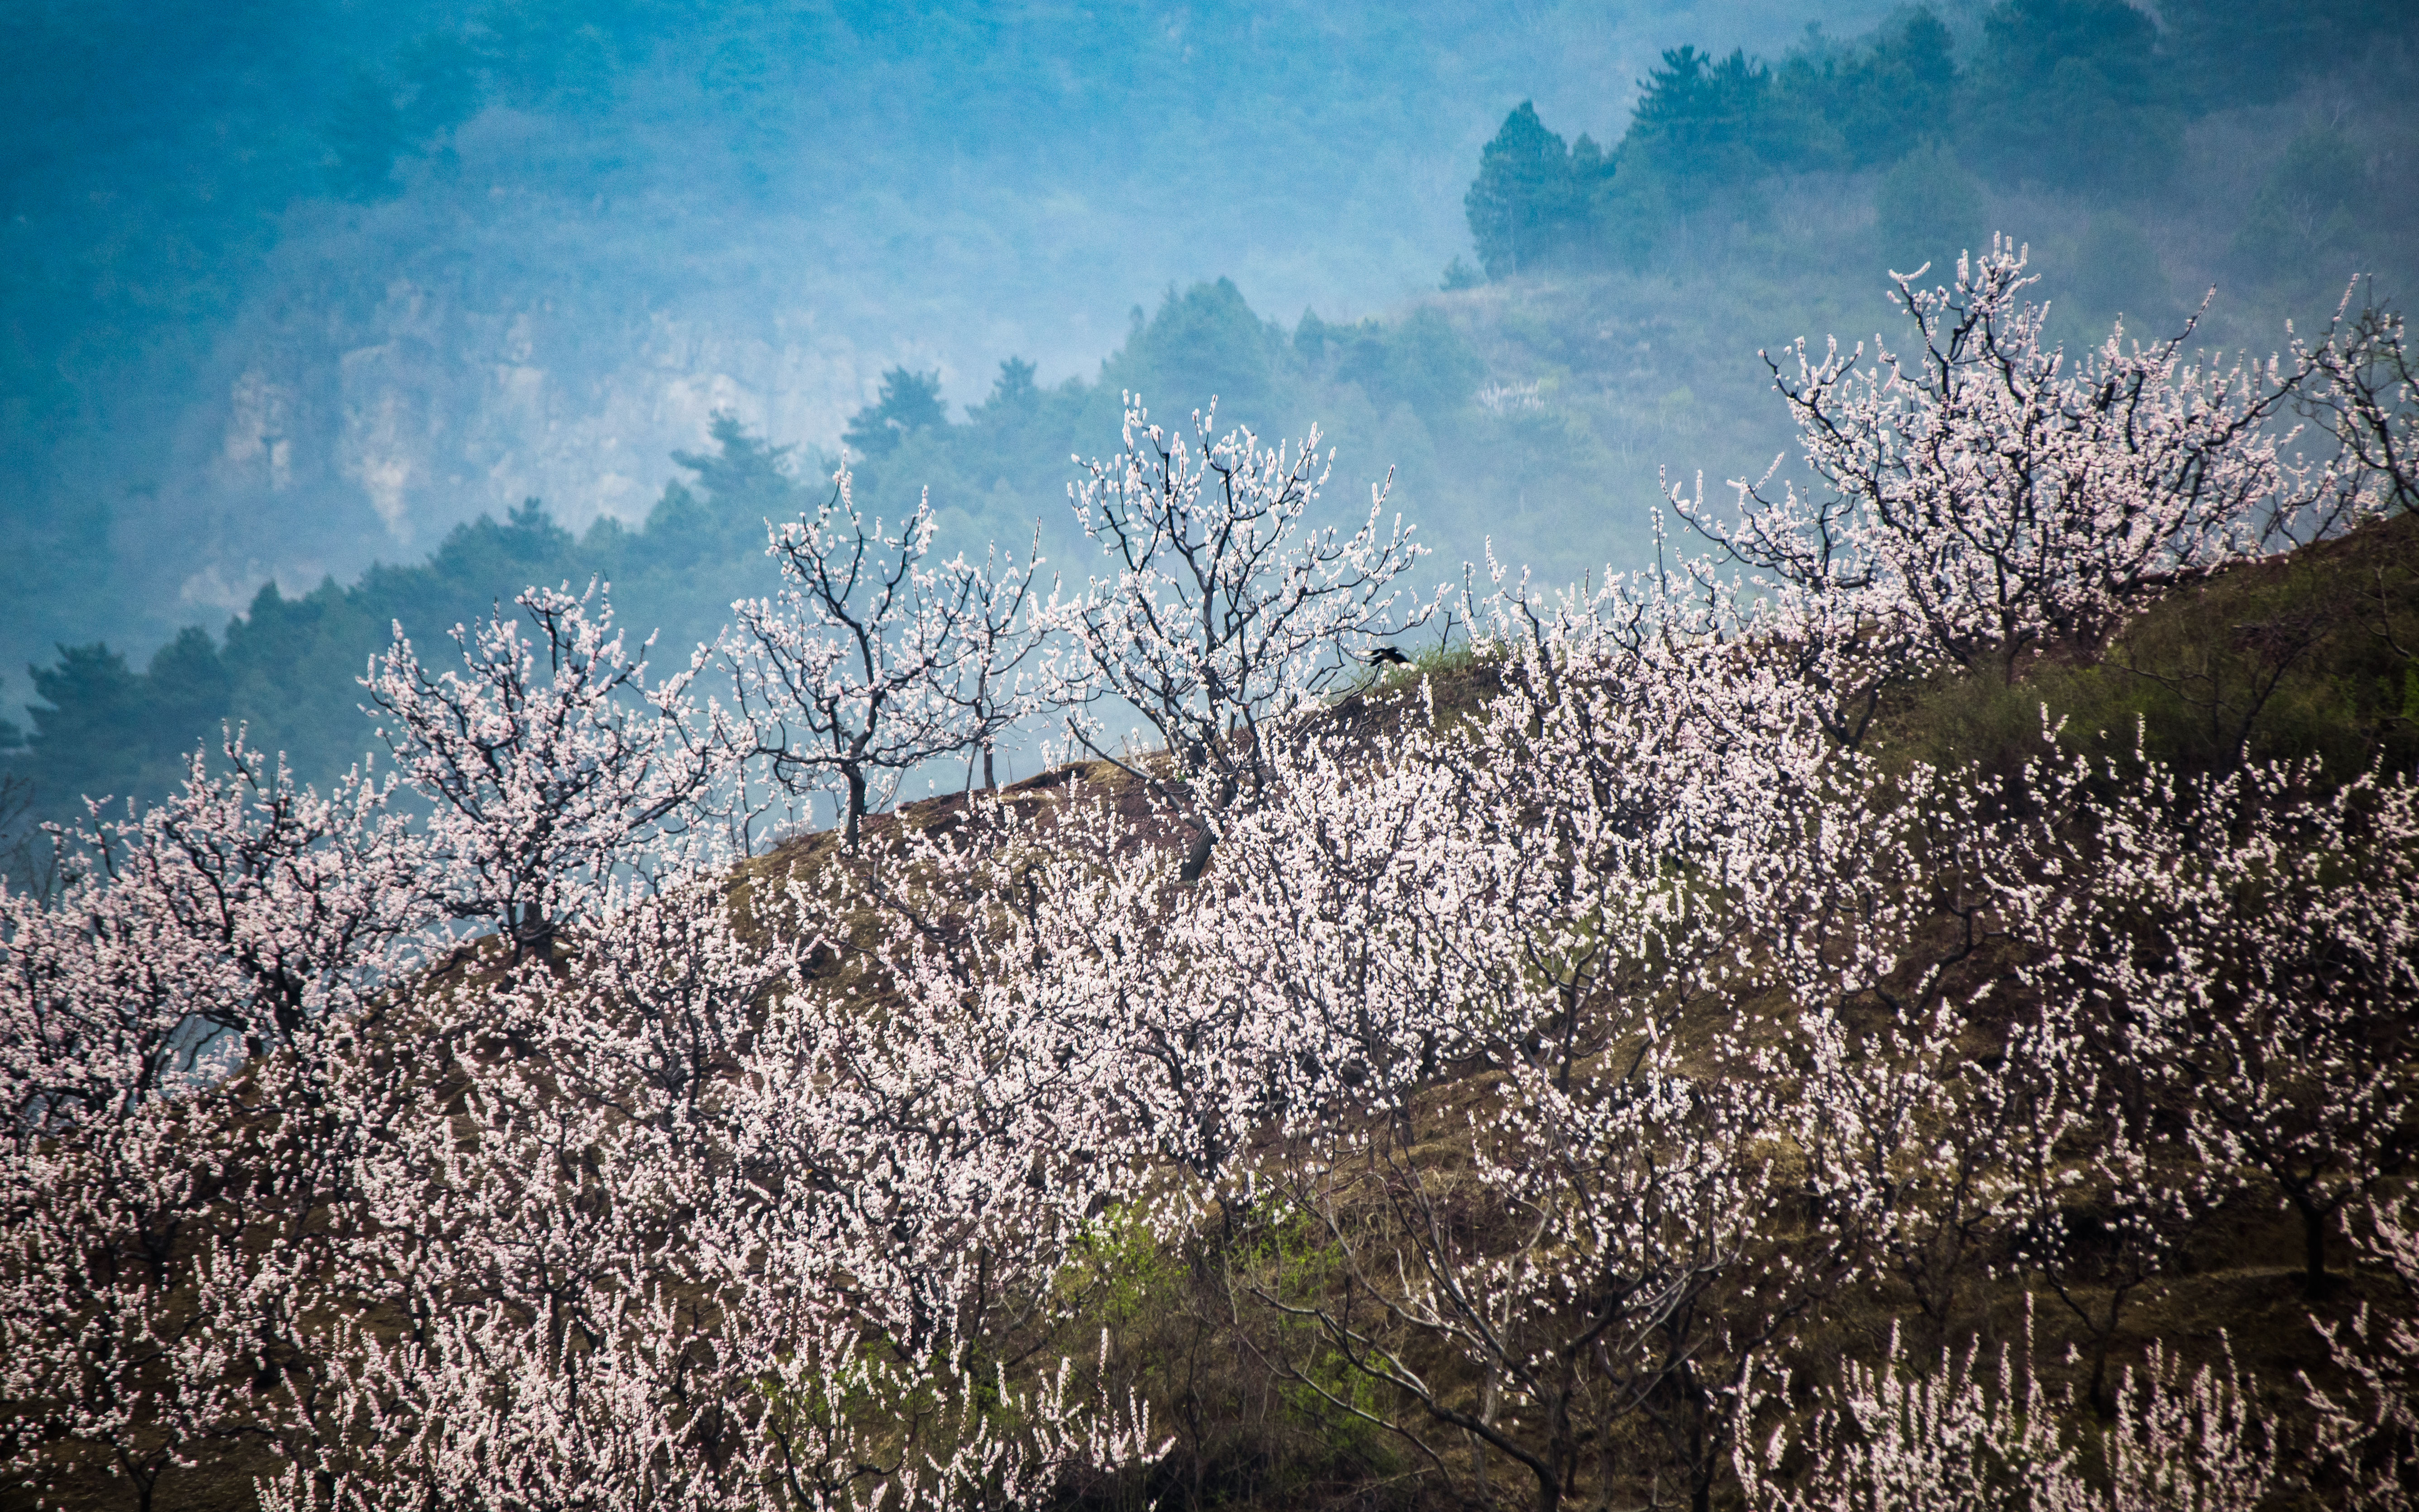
[
  {"x1": 1962, "y1": 0, "x2": 2176, "y2": 193},
  {"x1": 1463, "y1": 102, "x2": 1604, "y2": 278},
  {"x1": 1826, "y1": 8, "x2": 1958, "y2": 167},
  {"x1": 842, "y1": 367, "x2": 948, "y2": 458},
  {"x1": 2161, "y1": 0, "x2": 2406, "y2": 110},
  {"x1": 1622, "y1": 46, "x2": 1790, "y2": 210},
  {"x1": 18, "y1": 643, "x2": 162, "y2": 809},
  {"x1": 1336, "y1": 308, "x2": 1482, "y2": 421},
  {"x1": 665, "y1": 414, "x2": 807, "y2": 535},
  {"x1": 965, "y1": 357, "x2": 1041, "y2": 426},
  {"x1": 1105, "y1": 278, "x2": 1288, "y2": 429}
]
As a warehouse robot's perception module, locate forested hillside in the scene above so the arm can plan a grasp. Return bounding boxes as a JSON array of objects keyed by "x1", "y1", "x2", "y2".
[
  {"x1": 0, "y1": 0, "x2": 1902, "y2": 723},
  {"x1": 0, "y1": 277, "x2": 1498, "y2": 829},
  {"x1": 10, "y1": 0, "x2": 2418, "y2": 845}
]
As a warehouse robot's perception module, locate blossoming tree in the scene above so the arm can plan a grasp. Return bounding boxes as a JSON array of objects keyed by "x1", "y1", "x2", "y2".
[{"x1": 725, "y1": 475, "x2": 1045, "y2": 849}]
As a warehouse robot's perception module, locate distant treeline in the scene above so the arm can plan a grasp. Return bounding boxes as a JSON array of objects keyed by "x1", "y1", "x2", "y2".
[
  {"x1": 4, "y1": 0, "x2": 1600, "y2": 735},
  {"x1": 1462, "y1": 0, "x2": 2404, "y2": 283},
  {"x1": 0, "y1": 277, "x2": 1502, "y2": 827},
  {"x1": 12, "y1": 0, "x2": 2418, "y2": 839}
]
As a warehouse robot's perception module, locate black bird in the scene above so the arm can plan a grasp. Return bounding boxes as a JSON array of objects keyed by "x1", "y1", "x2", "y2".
[{"x1": 1364, "y1": 646, "x2": 1412, "y2": 668}]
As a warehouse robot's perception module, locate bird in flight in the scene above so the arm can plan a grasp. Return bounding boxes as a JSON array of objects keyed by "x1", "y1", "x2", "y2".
[{"x1": 1364, "y1": 646, "x2": 1412, "y2": 668}]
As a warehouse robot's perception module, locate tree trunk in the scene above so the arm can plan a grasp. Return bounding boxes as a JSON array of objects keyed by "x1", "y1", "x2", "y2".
[
  {"x1": 843, "y1": 766, "x2": 868, "y2": 849},
  {"x1": 511, "y1": 900, "x2": 555, "y2": 961},
  {"x1": 1178, "y1": 823, "x2": 1215, "y2": 882},
  {"x1": 1527, "y1": 1460, "x2": 1560, "y2": 1512},
  {"x1": 2085, "y1": 1276, "x2": 2134, "y2": 1418}
]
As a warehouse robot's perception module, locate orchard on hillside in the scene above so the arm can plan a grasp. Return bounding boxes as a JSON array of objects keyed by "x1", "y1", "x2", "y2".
[{"x1": 3, "y1": 248, "x2": 2416, "y2": 1512}]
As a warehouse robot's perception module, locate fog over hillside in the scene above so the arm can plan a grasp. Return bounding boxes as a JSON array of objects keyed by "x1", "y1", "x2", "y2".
[
  {"x1": 2, "y1": 0, "x2": 1892, "y2": 683},
  {"x1": 6, "y1": 0, "x2": 2416, "y2": 807}
]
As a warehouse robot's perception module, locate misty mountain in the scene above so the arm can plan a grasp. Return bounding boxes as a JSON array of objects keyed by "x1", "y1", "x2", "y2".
[
  {"x1": 5, "y1": 0, "x2": 2416, "y2": 825},
  {"x1": 0, "y1": 0, "x2": 1905, "y2": 713}
]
